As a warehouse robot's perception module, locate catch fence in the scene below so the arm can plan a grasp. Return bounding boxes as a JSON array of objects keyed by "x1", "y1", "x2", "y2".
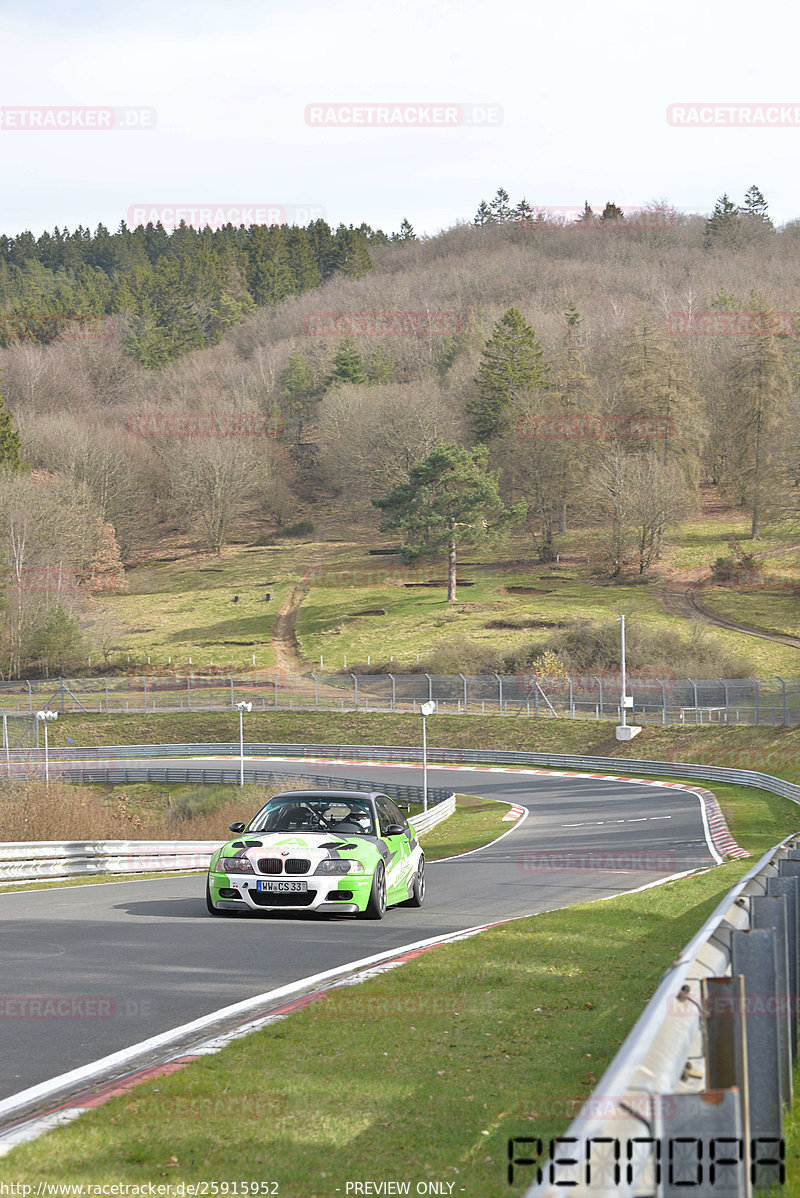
[{"x1": 0, "y1": 672, "x2": 798, "y2": 726}]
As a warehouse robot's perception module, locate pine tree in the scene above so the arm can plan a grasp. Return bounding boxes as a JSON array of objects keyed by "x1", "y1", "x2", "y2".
[
  {"x1": 373, "y1": 442, "x2": 524, "y2": 601},
  {"x1": 328, "y1": 338, "x2": 367, "y2": 386},
  {"x1": 0, "y1": 385, "x2": 22, "y2": 471},
  {"x1": 473, "y1": 200, "x2": 494, "y2": 226},
  {"x1": 279, "y1": 349, "x2": 322, "y2": 445},
  {"x1": 488, "y1": 188, "x2": 513, "y2": 223},
  {"x1": 396, "y1": 218, "x2": 416, "y2": 241},
  {"x1": 514, "y1": 198, "x2": 535, "y2": 226},
  {"x1": 601, "y1": 202, "x2": 625, "y2": 224},
  {"x1": 576, "y1": 202, "x2": 595, "y2": 226},
  {"x1": 704, "y1": 194, "x2": 741, "y2": 246},
  {"x1": 469, "y1": 307, "x2": 550, "y2": 441},
  {"x1": 366, "y1": 345, "x2": 395, "y2": 384},
  {"x1": 742, "y1": 185, "x2": 769, "y2": 218}
]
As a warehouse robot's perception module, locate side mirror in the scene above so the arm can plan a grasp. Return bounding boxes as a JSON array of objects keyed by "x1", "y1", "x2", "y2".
[
  {"x1": 384, "y1": 823, "x2": 406, "y2": 836},
  {"x1": 229, "y1": 822, "x2": 245, "y2": 833}
]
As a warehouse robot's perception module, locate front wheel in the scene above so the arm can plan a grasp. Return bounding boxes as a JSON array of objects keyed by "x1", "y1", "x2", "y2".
[
  {"x1": 206, "y1": 878, "x2": 225, "y2": 916},
  {"x1": 406, "y1": 856, "x2": 425, "y2": 907},
  {"x1": 363, "y1": 862, "x2": 386, "y2": 920}
]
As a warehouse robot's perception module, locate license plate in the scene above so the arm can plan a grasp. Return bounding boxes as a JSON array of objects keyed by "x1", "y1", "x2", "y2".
[{"x1": 256, "y1": 880, "x2": 308, "y2": 893}]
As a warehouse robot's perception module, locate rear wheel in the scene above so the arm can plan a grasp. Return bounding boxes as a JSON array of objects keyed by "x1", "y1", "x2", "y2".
[
  {"x1": 407, "y1": 855, "x2": 425, "y2": 907},
  {"x1": 363, "y1": 862, "x2": 386, "y2": 920}
]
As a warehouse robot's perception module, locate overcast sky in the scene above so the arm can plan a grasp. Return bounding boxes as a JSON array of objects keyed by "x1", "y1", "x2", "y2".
[{"x1": 1, "y1": 0, "x2": 799, "y2": 237}]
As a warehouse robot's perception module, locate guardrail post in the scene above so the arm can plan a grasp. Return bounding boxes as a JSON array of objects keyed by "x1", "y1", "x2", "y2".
[
  {"x1": 730, "y1": 927, "x2": 784, "y2": 1187},
  {"x1": 766, "y1": 874, "x2": 799, "y2": 1059},
  {"x1": 659, "y1": 1089, "x2": 748, "y2": 1197},
  {"x1": 388, "y1": 673, "x2": 396, "y2": 711},
  {"x1": 459, "y1": 673, "x2": 467, "y2": 713},
  {"x1": 702, "y1": 975, "x2": 751, "y2": 1156},
  {"x1": 752, "y1": 894, "x2": 792, "y2": 1105}
]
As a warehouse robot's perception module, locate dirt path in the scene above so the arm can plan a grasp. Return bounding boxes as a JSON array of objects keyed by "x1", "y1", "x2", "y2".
[
  {"x1": 659, "y1": 582, "x2": 800, "y2": 650},
  {"x1": 271, "y1": 584, "x2": 307, "y2": 674}
]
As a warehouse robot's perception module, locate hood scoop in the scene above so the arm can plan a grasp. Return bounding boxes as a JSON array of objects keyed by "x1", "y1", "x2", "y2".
[
  {"x1": 319, "y1": 840, "x2": 357, "y2": 851},
  {"x1": 230, "y1": 840, "x2": 263, "y2": 849}
]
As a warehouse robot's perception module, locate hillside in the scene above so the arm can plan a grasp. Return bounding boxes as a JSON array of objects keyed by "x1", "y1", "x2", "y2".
[{"x1": 1, "y1": 197, "x2": 800, "y2": 679}]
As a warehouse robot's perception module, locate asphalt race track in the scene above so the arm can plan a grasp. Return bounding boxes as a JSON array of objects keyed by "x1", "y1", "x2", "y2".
[{"x1": 0, "y1": 759, "x2": 718, "y2": 1101}]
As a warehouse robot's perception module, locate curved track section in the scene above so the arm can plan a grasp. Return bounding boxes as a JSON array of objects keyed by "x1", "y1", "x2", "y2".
[{"x1": 1, "y1": 761, "x2": 720, "y2": 1105}]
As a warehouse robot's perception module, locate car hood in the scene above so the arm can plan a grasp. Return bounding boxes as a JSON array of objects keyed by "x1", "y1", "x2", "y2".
[{"x1": 220, "y1": 831, "x2": 380, "y2": 863}]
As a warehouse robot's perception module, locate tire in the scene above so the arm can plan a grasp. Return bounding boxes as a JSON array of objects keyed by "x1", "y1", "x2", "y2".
[
  {"x1": 406, "y1": 855, "x2": 425, "y2": 907},
  {"x1": 363, "y1": 862, "x2": 386, "y2": 920}
]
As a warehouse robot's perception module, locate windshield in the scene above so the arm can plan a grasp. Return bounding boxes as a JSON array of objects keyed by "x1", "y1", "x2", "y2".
[{"x1": 247, "y1": 796, "x2": 375, "y2": 836}]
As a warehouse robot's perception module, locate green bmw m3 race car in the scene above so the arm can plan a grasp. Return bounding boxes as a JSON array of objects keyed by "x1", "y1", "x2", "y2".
[{"x1": 206, "y1": 789, "x2": 425, "y2": 919}]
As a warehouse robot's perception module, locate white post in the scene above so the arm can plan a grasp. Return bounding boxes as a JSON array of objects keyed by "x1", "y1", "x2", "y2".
[
  {"x1": 422, "y1": 712, "x2": 427, "y2": 813},
  {"x1": 3, "y1": 712, "x2": 8, "y2": 777},
  {"x1": 44, "y1": 719, "x2": 49, "y2": 786},
  {"x1": 619, "y1": 613, "x2": 627, "y2": 727},
  {"x1": 236, "y1": 701, "x2": 252, "y2": 785},
  {"x1": 239, "y1": 706, "x2": 244, "y2": 786},
  {"x1": 420, "y1": 700, "x2": 436, "y2": 813}
]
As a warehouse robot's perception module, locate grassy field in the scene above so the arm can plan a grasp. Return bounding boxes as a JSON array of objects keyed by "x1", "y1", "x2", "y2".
[
  {"x1": 70, "y1": 512, "x2": 800, "y2": 679},
  {"x1": 698, "y1": 586, "x2": 800, "y2": 638},
  {"x1": 1, "y1": 777, "x2": 797, "y2": 1196}
]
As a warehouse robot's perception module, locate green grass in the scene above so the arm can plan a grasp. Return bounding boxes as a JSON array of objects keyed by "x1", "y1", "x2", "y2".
[
  {"x1": 89, "y1": 542, "x2": 317, "y2": 673},
  {"x1": 698, "y1": 587, "x2": 800, "y2": 639}
]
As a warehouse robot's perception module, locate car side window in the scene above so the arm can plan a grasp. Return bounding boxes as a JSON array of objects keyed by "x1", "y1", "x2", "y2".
[
  {"x1": 386, "y1": 798, "x2": 409, "y2": 831},
  {"x1": 376, "y1": 796, "x2": 402, "y2": 835}
]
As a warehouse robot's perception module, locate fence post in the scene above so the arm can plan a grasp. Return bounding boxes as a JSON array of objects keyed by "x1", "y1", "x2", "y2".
[
  {"x1": 104, "y1": 677, "x2": 109, "y2": 711},
  {"x1": 567, "y1": 675, "x2": 574, "y2": 718},
  {"x1": 459, "y1": 673, "x2": 467, "y2": 713},
  {"x1": 351, "y1": 673, "x2": 358, "y2": 710},
  {"x1": 273, "y1": 677, "x2": 278, "y2": 707},
  {"x1": 750, "y1": 677, "x2": 759, "y2": 725},
  {"x1": 228, "y1": 675, "x2": 234, "y2": 708},
  {"x1": 658, "y1": 678, "x2": 667, "y2": 724},
  {"x1": 495, "y1": 673, "x2": 503, "y2": 714},
  {"x1": 187, "y1": 675, "x2": 191, "y2": 709},
  {"x1": 594, "y1": 675, "x2": 603, "y2": 719},
  {"x1": 777, "y1": 676, "x2": 787, "y2": 725},
  {"x1": 719, "y1": 677, "x2": 730, "y2": 725},
  {"x1": 311, "y1": 671, "x2": 319, "y2": 707},
  {"x1": 26, "y1": 679, "x2": 32, "y2": 714},
  {"x1": 388, "y1": 673, "x2": 396, "y2": 712},
  {"x1": 143, "y1": 675, "x2": 147, "y2": 711},
  {"x1": 424, "y1": 673, "x2": 433, "y2": 704}
]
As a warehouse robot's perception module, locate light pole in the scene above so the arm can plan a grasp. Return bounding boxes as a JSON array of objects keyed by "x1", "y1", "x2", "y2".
[
  {"x1": 35, "y1": 710, "x2": 58, "y2": 785},
  {"x1": 420, "y1": 699, "x2": 436, "y2": 812},
  {"x1": 618, "y1": 614, "x2": 627, "y2": 727},
  {"x1": 236, "y1": 701, "x2": 252, "y2": 785}
]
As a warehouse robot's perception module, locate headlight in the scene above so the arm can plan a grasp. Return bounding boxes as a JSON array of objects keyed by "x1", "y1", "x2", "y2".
[
  {"x1": 314, "y1": 859, "x2": 365, "y2": 875},
  {"x1": 220, "y1": 854, "x2": 255, "y2": 874}
]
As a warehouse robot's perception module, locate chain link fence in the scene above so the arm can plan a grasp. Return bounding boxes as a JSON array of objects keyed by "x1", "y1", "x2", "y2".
[{"x1": 0, "y1": 672, "x2": 799, "y2": 727}]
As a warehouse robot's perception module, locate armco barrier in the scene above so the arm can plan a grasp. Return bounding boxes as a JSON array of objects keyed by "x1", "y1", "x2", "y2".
[
  {"x1": 0, "y1": 795, "x2": 455, "y2": 883},
  {"x1": 521, "y1": 835, "x2": 800, "y2": 1197}
]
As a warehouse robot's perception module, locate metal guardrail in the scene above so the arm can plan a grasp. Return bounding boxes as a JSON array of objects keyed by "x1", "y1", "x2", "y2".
[
  {"x1": 16, "y1": 740, "x2": 800, "y2": 809},
  {"x1": 521, "y1": 835, "x2": 800, "y2": 1197},
  {"x1": 0, "y1": 795, "x2": 455, "y2": 884}
]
